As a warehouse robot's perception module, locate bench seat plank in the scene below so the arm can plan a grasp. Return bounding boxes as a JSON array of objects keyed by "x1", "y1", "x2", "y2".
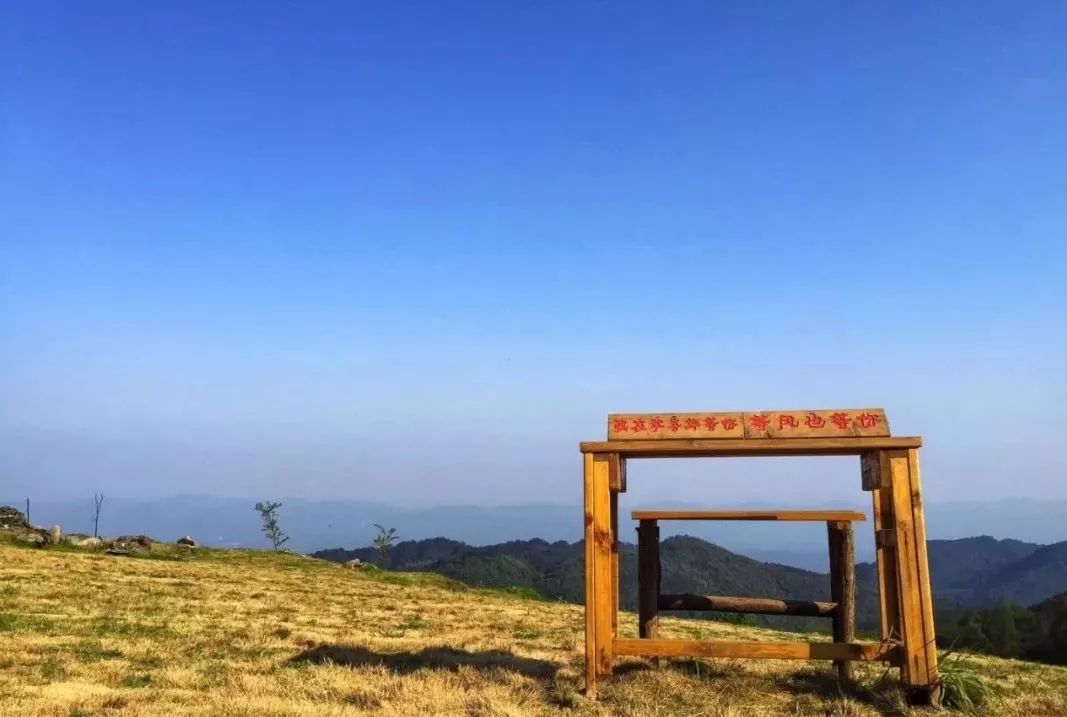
[{"x1": 631, "y1": 509, "x2": 866, "y2": 522}]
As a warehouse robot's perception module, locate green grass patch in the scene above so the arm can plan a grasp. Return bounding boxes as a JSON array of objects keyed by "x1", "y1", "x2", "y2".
[
  {"x1": 396, "y1": 615, "x2": 429, "y2": 631},
  {"x1": 493, "y1": 585, "x2": 547, "y2": 602},
  {"x1": 512, "y1": 627, "x2": 543, "y2": 640},
  {"x1": 40, "y1": 655, "x2": 68, "y2": 681},
  {"x1": 0, "y1": 611, "x2": 61, "y2": 635},
  {"x1": 85, "y1": 615, "x2": 173, "y2": 639},
  {"x1": 121, "y1": 673, "x2": 153, "y2": 689},
  {"x1": 66, "y1": 640, "x2": 124, "y2": 662}
]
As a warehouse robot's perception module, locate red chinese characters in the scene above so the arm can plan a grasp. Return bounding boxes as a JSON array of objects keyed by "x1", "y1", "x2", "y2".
[
  {"x1": 668, "y1": 416, "x2": 681, "y2": 432},
  {"x1": 721, "y1": 417, "x2": 739, "y2": 431},
  {"x1": 805, "y1": 412, "x2": 826, "y2": 429},
  {"x1": 830, "y1": 412, "x2": 851, "y2": 429},
  {"x1": 649, "y1": 417, "x2": 665, "y2": 433},
  {"x1": 778, "y1": 414, "x2": 798, "y2": 430},
  {"x1": 683, "y1": 417, "x2": 701, "y2": 431},
  {"x1": 631, "y1": 417, "x2": 647, "y2": 432},
  {"x1": 749, "y1": 414, "x2": 771, "y2": 431},
  {"x1": 703, "y1": 416, "x2": 719, "y2": 431},
  {"x1": 612, "y1": 417, "x2": 629, "y2": 433},
  {"x1": 857, "y1": 412, "x2": 882, "y2": 429}
]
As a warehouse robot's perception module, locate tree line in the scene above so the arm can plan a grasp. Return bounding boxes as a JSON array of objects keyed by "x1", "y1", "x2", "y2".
[{"x1": 937, "y1": 594, "x2": 1067, "y2": 665}]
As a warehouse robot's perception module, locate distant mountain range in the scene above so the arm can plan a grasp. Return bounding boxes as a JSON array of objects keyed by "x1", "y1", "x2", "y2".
[
  {"x1": 313, "y1": 533, "x2": 1067, "y2": 628},
  {"x1": 7, "y1": 495, "x2": 1066, "y2": 571},
  {"x1": 856, "y1": 535, "x2": 1067, "y2": 608}
]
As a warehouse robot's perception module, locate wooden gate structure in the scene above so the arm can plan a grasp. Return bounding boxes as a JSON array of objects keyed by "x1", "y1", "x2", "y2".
[{"x1": 580, "y1": 408, "x2": 939, "y2": 703}]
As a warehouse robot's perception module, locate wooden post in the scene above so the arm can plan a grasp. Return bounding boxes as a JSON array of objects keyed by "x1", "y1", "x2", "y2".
[
  {"x1": 637, "y1": 519, "x2": 660, "y2": 639},
  {"x1": 907, "y1": 449, "x2": 940, "y2": 697},
  {"x1": 885, "y1": 450, "x2": 934, "y2": 699},
  {"x1": 865, "y1": 452, "x2": 901, "y2": 644},
  {"x1": 591, "y1": 454, "x2": 615, "y2": 677},
  {"x1": 609, "y1": 455, "x2": 623, "y2": 636},
  {"x1": 582, "y1": 453, "x2": 597, "y2": 697},
  {"x1": 827, "y1": 520, "x2": 856, "y2": 682}
]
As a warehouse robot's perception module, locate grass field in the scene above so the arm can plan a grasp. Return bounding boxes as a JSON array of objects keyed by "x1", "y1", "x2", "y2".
[{"x1": 2, "y1": 541, "x2": 1065, "y2": 717}]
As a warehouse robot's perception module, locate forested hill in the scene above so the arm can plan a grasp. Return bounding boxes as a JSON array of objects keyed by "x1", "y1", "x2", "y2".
[
  {"x1": 315, "y1": 533, "x2": 1067, "y2": 628},
  {"x1": 314, "y1": 536, "x2": 881, "y2": 631}
]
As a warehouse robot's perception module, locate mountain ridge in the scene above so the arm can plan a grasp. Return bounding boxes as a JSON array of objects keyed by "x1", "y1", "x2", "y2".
[{"x1": 316, "y1": 533, "x2": 1067, "y2": 621}]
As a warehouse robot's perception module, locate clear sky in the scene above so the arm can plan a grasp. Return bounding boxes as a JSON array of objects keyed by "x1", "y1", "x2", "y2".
[{"x1": 2, "y1": 2, "x2": 1065, "y2": 508}]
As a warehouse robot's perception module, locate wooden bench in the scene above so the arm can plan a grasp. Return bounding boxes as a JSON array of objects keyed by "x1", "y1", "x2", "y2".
[{"x1": 634, "y1": 509, "x2": 864, "y2": 681}]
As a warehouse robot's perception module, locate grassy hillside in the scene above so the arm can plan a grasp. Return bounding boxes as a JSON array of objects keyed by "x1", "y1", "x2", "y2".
[{"x1": 2, "y1": 542, "x2": 1066, "y2": 717}]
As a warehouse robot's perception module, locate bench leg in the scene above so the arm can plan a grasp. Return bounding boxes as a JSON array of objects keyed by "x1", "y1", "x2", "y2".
[
  {"x1": 637, "y1": 519, "x2": 660, "y2": 639},
  {"x1": 828, "y1": 520, "x2": 856, "y2": 682}
]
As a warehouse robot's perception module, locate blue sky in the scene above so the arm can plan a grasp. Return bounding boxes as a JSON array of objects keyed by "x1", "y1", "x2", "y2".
[{"x1": 2, "y1": 2, "x2": 1065, "y2": 507}]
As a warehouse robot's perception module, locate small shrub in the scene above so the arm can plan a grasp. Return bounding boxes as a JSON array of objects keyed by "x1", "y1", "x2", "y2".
[
  {"x1": 254, "y1": 501, "x2": 289, "y2": 551},
  {"x1": 372, "y1": 524, "x2": 398, "y2": 565},
  {"x1": 938, "y1": 651, "x2": 995, "y2": 712}
]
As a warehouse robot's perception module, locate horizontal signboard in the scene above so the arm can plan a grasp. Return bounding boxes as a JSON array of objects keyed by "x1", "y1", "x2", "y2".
[{"x1": 607, "y1": 409, "x2": 889, "y2": 440}]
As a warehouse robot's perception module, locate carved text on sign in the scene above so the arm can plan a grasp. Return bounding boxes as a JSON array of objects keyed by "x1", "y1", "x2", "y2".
[{"x1": 607, "y1": 409, "x2": 889, "y2": 440}]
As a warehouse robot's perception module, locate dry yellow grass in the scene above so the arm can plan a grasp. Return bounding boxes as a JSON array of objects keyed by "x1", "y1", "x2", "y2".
[{"x1": 2, "y1": 541, "x2": 1065, "y2": 717}]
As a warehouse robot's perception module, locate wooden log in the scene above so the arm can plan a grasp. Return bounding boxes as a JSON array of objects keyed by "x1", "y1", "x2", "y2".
[
  {"x1": 659, "y1": 594, "x2": 837, "y2": 617},
  {"x1": 828, "y1": 521, "x2": 857, "y2": 681},
  {"x1": 613, "y1": 638, "x2": 899, "y2": 662},
  {"x1": 637, "y1": 519, "x2": 660, "y2": 639}
]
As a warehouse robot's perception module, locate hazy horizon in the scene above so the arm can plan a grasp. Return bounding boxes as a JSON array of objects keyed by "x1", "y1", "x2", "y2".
[{"x1": 6, "y1": 494, "x2": 1066, "y2": 565}]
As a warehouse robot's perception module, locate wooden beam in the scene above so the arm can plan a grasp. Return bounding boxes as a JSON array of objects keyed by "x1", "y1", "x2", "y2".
[
  {"x1": 613, "y1": 638, "x2": 898, "y2": 662},
  {"x1": 861, "y1": 452, "x2": 888, "y2": 490},
  {"x1": 608, "y1": 453, "x2": 626, "y2": 492},
  {"x1": 632, "y1": 509, "x2": 865, "y2": 522},
  {"x1": 659, "y1": 594, "x2": 837, "y2": 617},
  {"x1": 580, "y1": 437, "x2": 922, "y2": 458}
]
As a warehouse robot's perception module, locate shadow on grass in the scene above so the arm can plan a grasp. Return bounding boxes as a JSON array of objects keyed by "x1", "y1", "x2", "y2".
[
  {"x1": 289, "y1": 644, "x2": 558, "y2": 679},
  {"x1": 773, "y1": 668, "x2": 911, "y2": 717},
  {"x1": 614, "y1": 659, "x2": 911, "y2": 717}
]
